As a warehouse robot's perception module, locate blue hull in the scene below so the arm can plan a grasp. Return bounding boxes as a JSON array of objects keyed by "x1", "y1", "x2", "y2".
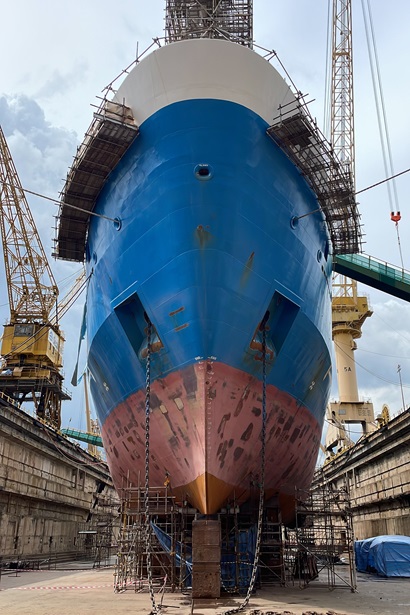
[{"x1": 84, "y1": 97, "x2": 332, "y2": 511}]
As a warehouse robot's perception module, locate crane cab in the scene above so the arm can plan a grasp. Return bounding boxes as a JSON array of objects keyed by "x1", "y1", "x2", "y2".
[{"x1": 1, "y1": 323, "x2": 64, "y2": 370}]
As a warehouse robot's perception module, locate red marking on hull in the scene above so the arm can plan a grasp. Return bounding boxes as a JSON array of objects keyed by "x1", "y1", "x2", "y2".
[{"x1": 101, "y1": 362, "x2": 321, "y2": 515}]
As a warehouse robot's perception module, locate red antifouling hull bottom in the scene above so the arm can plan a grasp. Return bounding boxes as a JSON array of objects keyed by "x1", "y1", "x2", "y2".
[{"x1": 102, "y1": 361, "x2": 321, "y2": 524}]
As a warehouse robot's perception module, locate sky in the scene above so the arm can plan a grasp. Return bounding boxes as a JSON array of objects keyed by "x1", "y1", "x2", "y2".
[{"x1": 1, "y1": 0, "x2": 410, "y2": 441}]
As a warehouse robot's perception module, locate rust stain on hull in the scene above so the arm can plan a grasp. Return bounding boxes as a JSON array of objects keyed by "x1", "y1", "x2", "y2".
[
  {"x1": 240, "y1": 251, "x2": 255, "y2": 287},
  {"x1": 195, "y1": 224, "x2": 212, "y2": 248},
  {"x1": 102, "y1": 361, "x2": 322, "y2": 523}
]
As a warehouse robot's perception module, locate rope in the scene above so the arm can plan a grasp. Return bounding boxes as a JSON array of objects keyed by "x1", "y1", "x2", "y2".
[
  {"x1": 361, "y1": 0, "x2": 404, "y2": 268},
  {"x1": 144, "y1": 319, "x2": 159, "y2": 614},
  {"x1": 223, "y1": 325, "x2": 267, "y2": 615},
  {"x1": 355, "y1": 167, "x2": 410, "y2": 195},
  {"x1": 395, "y1": 223, "x2": 405, "y2": 269},
  {"x1": 361, "y1": 0, "x2": 400, "y2": 215},
  {"x1": 1, "y1": 181, "x2": 119, "y2": 223}
]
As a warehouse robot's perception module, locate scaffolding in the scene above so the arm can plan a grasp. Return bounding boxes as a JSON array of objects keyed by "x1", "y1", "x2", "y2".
[
  {"x1": 113, "y1": 485, "x2": 179, "y2": 593},
  {"x1": 267, "y1": 99, "x2": 361, "y2": 256},
  {"x1": 76, "y1": 492, "x2": 120, "y2": 567},
  {"x1": 93, "y1": 512, "x2": 119, "y2": 568},
  {"x1": 111, "y1": 482, "x2": 357, "y2": 598},
  {"x1": 55, "y1": 98, "x2": 139, "y2": 262},
  {"x1": 165, "y1": 0, "x2": 253, "y2": 47},
  {"x1": 113, "y1": 487, "x2": 280, "y2": 596},
  {"x1": 284, "y1": 481, "x2": 356, "y2": 591},
  {"x1": 219, "y1": 504, "x2": 258, "y2": 594},
  {"x1": 259, "y1": 502, "x2": 286, "y2": 587}
]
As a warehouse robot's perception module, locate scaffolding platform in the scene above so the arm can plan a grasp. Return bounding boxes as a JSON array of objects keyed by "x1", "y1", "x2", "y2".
[
  {"x1": 55, "y1": 99, "x2": 139, "y2": 262},
  {"x1": 112, "y1": 480, "x2": 356, "y2": 599},
  {"x1": 165, "y1": 0, "x2": 253, "y2": 47},
  {"x1": 267, "y1": 102, "x2": 361, "y2": 255}
]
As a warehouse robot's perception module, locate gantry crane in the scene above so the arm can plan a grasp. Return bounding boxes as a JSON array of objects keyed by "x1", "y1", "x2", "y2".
[
  {"x1": 325, "y1": 0, "x2": 376, "y2": 453},
  {"x1": 0, "y1": 125, "x2": 71, "y2": 428}
]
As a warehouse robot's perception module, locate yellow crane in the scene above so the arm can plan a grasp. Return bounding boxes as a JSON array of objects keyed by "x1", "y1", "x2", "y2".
[
  {"x1": 325, "y1": 0, "x2": 376, "y2": 453},
  {"x1": 0, "y1": 125, "x2": 71, "y2": 428}
]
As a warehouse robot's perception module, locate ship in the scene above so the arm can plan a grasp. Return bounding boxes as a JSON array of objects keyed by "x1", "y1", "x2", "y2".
[{"x1": 55, "y1": 1, "x2": 361, "y2": 524}]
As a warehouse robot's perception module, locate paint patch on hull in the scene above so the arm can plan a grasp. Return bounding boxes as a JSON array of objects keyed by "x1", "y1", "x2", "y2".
[{"x1": 102, "y1": 361, "x2": 321, "y2": 517}]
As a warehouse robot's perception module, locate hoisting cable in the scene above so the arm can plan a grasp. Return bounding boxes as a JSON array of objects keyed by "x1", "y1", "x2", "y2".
[
  {"x1": 1, "y1": 180, "x2": 119, "y2": 224},
  {"x1": 361, "y1": 0, "x2": 404, "y2": 268},
  {"x1": 144, "y1": 318, "x2": 160, "y2": 615},
  {"x1": 223, "y1": 320, "x2": 267, "y2": 615},
  {"x1": 292, "y1": 165, "x2": 410, "y2": 223},
  {"x1": 394, "y1": 219, "x2": 404, "y2": 271},
  {"x1": 355, "y1": 167, "x2": 410, "y2": 195}
]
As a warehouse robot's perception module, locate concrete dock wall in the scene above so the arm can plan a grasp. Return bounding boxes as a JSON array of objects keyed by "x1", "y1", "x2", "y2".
[
  {"x1": 0, "y1": 402, "x2": 118, "y2": 561},
  {"x1": 314, "y1": 409, "x2": 410, "y2": 539}
]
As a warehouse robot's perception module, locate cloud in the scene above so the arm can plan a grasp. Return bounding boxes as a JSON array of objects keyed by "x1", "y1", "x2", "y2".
[
  {"x1": 0, "y1": 95, "x2": 77, "y2": 178},
  {"x1": 0, "y1": 95, "x2": 78, "y2": 242},
  {"x1": 0, "y1": 94, "x2": 81, "y2": 279},
  {"x1": 1, "y1": 1, "x2": 410, "y2": 438},
  {"x1": 1, "y1": 95, "x2": 46, "y2": 136},
  {"x1": 35, "y1": 61, "x2": 88, "y2": 100},
  {"x1": 0, "y1": 94, "x2": 85, "y2": 427}
]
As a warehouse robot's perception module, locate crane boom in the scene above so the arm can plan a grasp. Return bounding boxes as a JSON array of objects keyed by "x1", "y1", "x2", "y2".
[
  {"x1": 0, "y1": 125, "x2": 71, "y2": 428},
  {"x1": 326, "y1": 0, "x2": 376, "y2": 455},
  {"x1": 49, "y1": 269, "x2": 86, "y2": 325},
  {"x1": 330, "y1": 0, "x2": 355, "y2": 187},
  {"x1": 0, "y1": 126, "x2": 58, "y2": 323}
]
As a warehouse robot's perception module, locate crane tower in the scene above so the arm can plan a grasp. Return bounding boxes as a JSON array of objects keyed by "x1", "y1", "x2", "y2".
[
  {"x1": 326, "y1": 0, "x2": 375, "y2": 452},
  {"x1": 0, "y1": 126, "x2": 70, "y2": 428}
]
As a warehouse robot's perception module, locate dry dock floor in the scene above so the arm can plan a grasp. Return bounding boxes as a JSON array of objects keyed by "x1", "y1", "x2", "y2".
[{"x1": 1, "y1": 565, "x2": 409, "y2": 615}]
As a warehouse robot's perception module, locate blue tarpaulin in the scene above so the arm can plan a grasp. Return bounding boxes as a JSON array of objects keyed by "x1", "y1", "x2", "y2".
[
  {"x1": 151, "y1": 522, "x2": 256, "y2": 590},
  {"x1": 151, "y1": 522, "x2": 192, "y2": 585},
  {"x1": 355, "y1": 535, "x2": 410, "y2": 577},
  {"x1": 221, "y1": 525, "x2": 257, "y2": 592},
  {"x1": 354, "y1": 537, "x2": 374, "y2": 572}
]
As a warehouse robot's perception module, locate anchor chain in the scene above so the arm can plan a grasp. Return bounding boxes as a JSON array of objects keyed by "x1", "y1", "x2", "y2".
[
  {"x1": 223, "y1": 325, "x2": 267, "y2": 615},
  {"x1": 144, "y1": 319, "x2": 160, "y2": 614}
]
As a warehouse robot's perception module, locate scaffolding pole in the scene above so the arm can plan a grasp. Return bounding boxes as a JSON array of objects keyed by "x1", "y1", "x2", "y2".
[
  {"x1": 165, "y1": 0, "x2": 253, "y2": 47},
  {"x1": 113, "y1": 484, "x2": 179, "y2": 593},
  {"x1": 286, "y1": 480, "x2": 356, "y2": 592}
]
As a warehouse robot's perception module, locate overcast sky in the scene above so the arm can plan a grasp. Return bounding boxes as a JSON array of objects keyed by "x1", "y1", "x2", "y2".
[{"x1": 1, "y1": 0, "x2": 410, "y2": 439}]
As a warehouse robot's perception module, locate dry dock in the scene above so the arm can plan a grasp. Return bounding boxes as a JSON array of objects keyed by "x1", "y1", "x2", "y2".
[
  {"x1": 313, "y1": 408, "x2": 410, "y2": 538},
  {"x1": 0, "y1": 399, "x2": 118, "y2": 562},
  {"x1": 1, "y1": 565, "x2": 410, "y2": 615}
]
